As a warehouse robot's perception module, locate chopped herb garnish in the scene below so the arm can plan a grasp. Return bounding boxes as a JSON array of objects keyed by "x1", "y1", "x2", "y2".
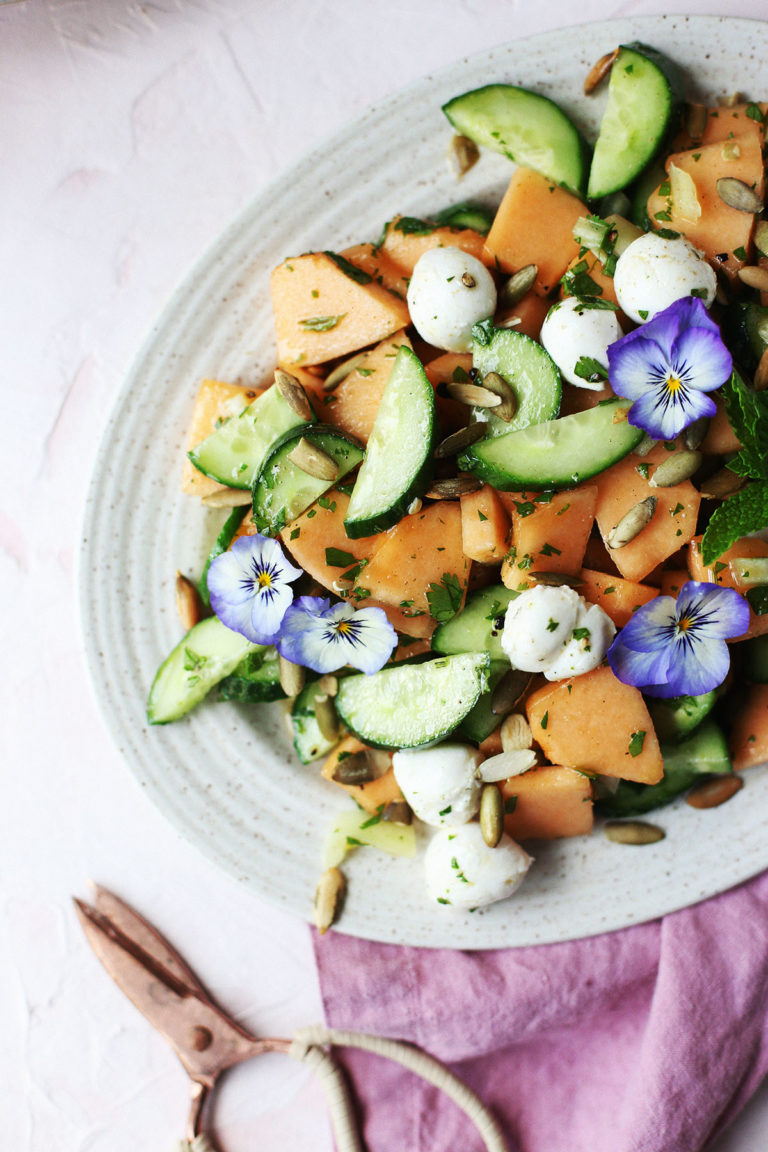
[
  {"x1": 426, "y1": 572, "x2": 464, "y2": 622},
  {"x1": 300, "y1": 313, "x2": 346, "y2": 332},
  {"x1": 628, "y1": 730, "x2": 646, "y2": 757}
]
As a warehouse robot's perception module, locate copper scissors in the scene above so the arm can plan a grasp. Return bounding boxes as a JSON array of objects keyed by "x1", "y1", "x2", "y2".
[{"x1": 74, "y1": 883, "x2": 510, "y2": 1152}]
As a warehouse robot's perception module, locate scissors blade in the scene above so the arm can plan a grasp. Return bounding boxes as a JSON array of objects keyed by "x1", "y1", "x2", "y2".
[{"x1": 73, "y1": 894, "x2": 272, "y2": 1083}]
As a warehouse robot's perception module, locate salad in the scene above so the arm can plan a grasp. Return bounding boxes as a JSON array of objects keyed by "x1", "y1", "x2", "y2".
[{"x1": 148, "y1": 43, "x2": 768, "y2": 932}]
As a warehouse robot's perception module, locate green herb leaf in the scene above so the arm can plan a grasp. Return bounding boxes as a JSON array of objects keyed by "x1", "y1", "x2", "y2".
[
  {"x1": 747, "y1": 586, "x2": 768, "y2": 615},
  {"x1": 701, "y1": 481, "x2": 768, "y2": 564},
  {"x1": 628, "y1": 730, "x2": 646, "y2": 757},
  {"x1": 471, "y1": 317, "x2": 495, "y2": 347},
  {"x1": 325, "y1": 547, "x2": 357, "y2": 568},
  {"x1": 324, "y1": 251, "x2": 372, "y2": 285},
  {"x1": 395, "y1": 216, "x2": 434, "y2": 236},
  {"x1": 574, "y1": 355, "x2": 608, "y2": 383},
  {"x1": 426, "y1": 572, "x2": 464, "y2": 623},
  {"x1": 746, "y1": 103, "x2": 766, "y2": 123},
  {"x1": 300, "y1": 314, "x2": 346, "y2": 332}
]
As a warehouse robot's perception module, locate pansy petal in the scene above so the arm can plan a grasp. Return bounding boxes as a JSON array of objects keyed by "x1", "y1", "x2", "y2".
[
  {"x1": 616, "y1": 595, "x2": 678, "y2": 650},
  {"x1": 212, "y1": 592, "x2": 281, "y2": 645},
  {"x1": 607, "y1": 636, "x2": 673, "y2": 689},
  {"x1": 209, "y1": 532, "x2": 302, "y2": 642},
  {"x1": 608, "y1": 338, "x2": 669, "y2": 400},
  {"x1": 207, "y1": 550, "x2": 257, "y2": 606},
  {"x1": 627, "y1": 386, "x2": 701, "y2": 441},
  {"x1": 338, "y1": 607, "x2": 398, "y2": 674},
  {"x1": 638, "y1": 298, "x2": 686, "y2": 358},
  {"x1": 675, "y1": 581, "x2": 751, "y2": 640},
  {"x1": 673, "y1": 326, "x2": 733, "y2": 392},
  {"x1": 649, "y1": 635, "x2": 731, "y2": 698},
  {"x1": 252, "y1": 580, "x2": 295, "y2": 639}
]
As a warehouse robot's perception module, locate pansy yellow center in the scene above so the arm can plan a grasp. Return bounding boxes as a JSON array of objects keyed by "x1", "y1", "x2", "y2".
[
  {"x1": 336, "y1": 620, "x2": 352, "y2": 635},
  {"x1": 666, "y1": 374, "x2": 682, "y2": 393},
  {"x1": 677, "y1": 615, "x2": 693, "y2": 633},
  {"x1": 258, "y1": 571, "x2": 272, "y2": 589}
]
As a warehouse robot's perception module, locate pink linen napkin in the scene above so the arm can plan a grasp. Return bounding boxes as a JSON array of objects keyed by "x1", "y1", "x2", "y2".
[{"x1": 313, "y1": 870, "x2": 768, "y2": 1151}]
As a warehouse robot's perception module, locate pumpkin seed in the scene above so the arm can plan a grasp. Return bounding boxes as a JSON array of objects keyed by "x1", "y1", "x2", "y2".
[
  {"x1": 686, "y1": 774, "x2": 744, "y2": 809},
  {"x1": 382, "y1": 799, "x2": 413, "y2": 825},
  {"x1": 314, "y1": 867, "x2": 345, "y2": 934},
  {"x1": 175, "y1": 571, "x2": 202, "y2": 632},
  {"x1": 332, "y1": 749, "x2": 376, "y2": 785},
  {"x1": 721, "y1": 140, "x2": 742, "y2": 162},
  {"x1": 697, "y1": 468, "x2": 745, "y2": 499},
  {"x1": 754, "y1": 221, "x2": 768, "y2": 257},
  {"x1": 606, "y1": 496, "x2": 657, "y2": 549},
  {"x1": 491, "y1": 668, "x2": 534, "y2": 716},
  {"x1": 612, "y1": 405, "x2": 630, "y2": 424},
  {"x1": 500, "y1": 712, "x2": 533, "y2": 753},
  {"x1": 685, "y1": 102, "x2": 708, "y2": 139},
  {"x1": 738, "y1": 265, "x2": 768, "y2": 292},
  {"x1": 649, "y1": 449, "x2": 702, "y2": 488},
  {"x1": 718, "y1": 91, "x2": 745, "y2": 107},
  {"x1": 323, "y1": 353, "x2": 366, "y2": 391},
  {"x1": 717, "y1": 177, "x2": 764, "y2": 214},
  {"x1": 479, "y1": 749, "x2": 537, "y2": 782},
  {"x1": 424, "y1": 475, "x2": 483, "y2": 499},
  {"x1": 317, "y1": 674, "x2": 339, "y2": 697},
  {"x1": 684, "y1": 417, "x2": 709, "y2": 451},
  {"x1": 583, "y1": 47, "x2": 618, "y2": 95},
  {"x1": 479, "y1": 783, "x2": 504, "y2": 848},
  {"x1": 632, "y1": 433, "x2": 658, "y2": 458},
  {"x1": 530, "y1": 570, "x2": 584, "y2": 588},
  {"x1": 274, "y1": 368, "x2": 313, "y2": 419},
  {"x1": 314, "y1": 694, "x2": 340, "y2": 743},
  {"x1": 461, "y1": 271, "x2": 477, "y2": 288},
  {"x1": 279, "y1": 654, "x2": 306, "y2": 697},
  {"x1": 498, "y1": 264, "x2": 538, "y2": 309},
  {"x1": 407, "y1": 497, "x2": 423, "y2": 515},
  {"x1": 201, "y1": 488, "x2": 252, "y2": 508},
  {"x1": 287, "y1": 437, "x2": 339, "y2": 481},
  {"x1": 481, "y1": 371, "x2": 517, "y2": 422},
  {"x1": 435, "y1": 422, "x2": 488, "y2": 458},
  {"x1": 446, "y1": 381, "x2": 503, "y2": 409},
  {"x1": 605, "y1": 820, "x2": 665, "y2": 845},
  {"x1": 450, "y1": 133, "x2": 479, "y2": 176},
  {"x1": 496, "y1": 315, "x2": 522, "y2": 330}
]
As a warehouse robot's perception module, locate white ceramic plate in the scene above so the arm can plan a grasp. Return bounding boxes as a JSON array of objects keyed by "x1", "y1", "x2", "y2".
[{"x1": 80, "y1": 15, "x2": 768, "y2": 949}]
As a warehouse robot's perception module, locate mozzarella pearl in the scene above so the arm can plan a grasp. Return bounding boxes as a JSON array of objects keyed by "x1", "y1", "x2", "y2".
[
  {"x1": 407, "y1": 247, "x2": 497, "y2": 352},
  {"x1": 501, "y1": 584, "x2": 615, "y2": 680},
  {"x1": 613, "y1": 233, "x2": 716, "y2": 324},
  {"x1": 540, "y1": 297, "x2": 623, "y2": 389},
  {"x1": 392, "y1": 742, "x2": 483, "y2": 827},
  {"x1": 425, "y1": 823, "x2": 533, "y2": 908}
]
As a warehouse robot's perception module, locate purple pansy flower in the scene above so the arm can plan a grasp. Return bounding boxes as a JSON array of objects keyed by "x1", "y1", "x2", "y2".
[
  {"x1": 607, "y1": 297, "x2": 732, "y2": 440},
  {"x1": 607, "y1": 580, "x2": 749, "y2": 698},
  {"x1": 207, "y1": 533, "x2": 302, "y2": 644},
  {"x1": 277, "y1": 596, "x2": 397, "y2": 675}
]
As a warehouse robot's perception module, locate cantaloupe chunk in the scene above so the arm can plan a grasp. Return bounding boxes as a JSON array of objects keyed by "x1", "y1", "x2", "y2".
[
  {"x1": 484, "y1": 169, "x2": 586, "y2": 295},
  {"x1": 700, "y1": 103, "x2": 768, "y2": 146},
  {"x1": 460, "y1": 485, "x2": 511, "y2": 564},
  {"x1": 687, "y1": 534, "x2": 768, "y2": 642},
  {"x1": 498, "y1": 487, "x2": 597, "y2": 590},
  {"x1": 271, "y1": 252, "x2": 410, "y2": 367},
  {"x1": 660, "y1": 568, "x2": 689, "y2": 598},
  {"x1": 731, "y1": 685, "x2": 768, "y2": 772},
  {"x1": 579, "y1": 567, "x2": 658, "y2": 627},
  {"x1": 501, "y1": 766, "x2": 593, "y2": 840},
  {"x1": 423, "y1": 352, "x2": 473, "y2": 385},
  {"x1": 559, "y1": 381, "x2": 615, "y2": 417},
  {"x1": 362, "y1": 501, "x2": 469, "y2": 626},
  {"x1": 594, "y1": 442, "x2": 701, "y2": 582},
  {"x1": 526, "y1": 665, "x2": 664, "y2": 784},
  {"x1": 182, "y1": 379, "x2": 265, "y2": 497},
  {"x1": 478, "y1": 727, "x2": 503, "y2": 756},
  {"x1": 339, "y1": 242, "x2": 409, "y2": 297},
  {"x1": 497, "y1": 291, "x2": 551, "y2": 340},
  {"x1": 379, "y1": 217, "x2": 491, "y2": 275},
  {"x1": 323, "y1": 330, "x2": 412, "y2": 443},
  {"x1": 322, "y1": 737, "x2": 402, "y2": 814},
  {"x1": 647, "y1": 132, "x2": 765, "y2": 279},
  {"x1": 700, "y1": 393, "x2": 742, "y2": 455}
]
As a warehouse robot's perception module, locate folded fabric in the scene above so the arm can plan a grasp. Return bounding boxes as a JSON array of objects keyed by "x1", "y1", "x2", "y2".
[{"x1": 313, "y1": 869, "x2": 768, "y2": 1152}]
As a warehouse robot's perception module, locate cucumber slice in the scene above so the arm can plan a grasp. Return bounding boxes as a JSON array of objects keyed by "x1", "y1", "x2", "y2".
[
  {"x1": 587, "y1": 45, "x2": 674, "y2": 201},
  {"x1": 647, "y1": 690, "x2": 718, "y2": 743},
  {"x1": 596, "y1": 720, "x2": 732, "y2": 818},
  {"x1": 252, "y1": 424, "x2": 364, "y2": 535},
  {"x1": 434, "y1": 202, "x2": 494, "y2": 234},
  {"x1": 323, "y1": 807, "x2": 417, "y2": 869},
  {"x1": 443, "y1": 84, "x2": 588, "y2": 194},
  {"x1": 217, "y1": 647, "x2": 285, "y2": 703},
  {"x1": 470, "y1": 321, "x2": 562, "y2": 439},
  {"x1": 432, "y1": 584, "x2": 517, "y2": 661},
  {"x1": 292, "y1": 679, "x2": 340, "y2": 763},
  {"x1": 459, "y1": 398, "x2": 644, "y2": 491},
  {"x1": 147, "y1": 616, "x2": 259, "y2": 724},
  {"x1": 344, "y1": 345, "x2": 436, "y2": 539},
  {"x1": 336, "y1": 653, "x2": 491, "y2": 749},
  {"x1": 198, "y1": 505, "x2": 246, "y2": 607},
  {"x1": 459, "y1": 659, "x2": 510, "y2": 743},
  {"x1": 746, "y1": 303, "x2": 768, "y2": 361},
  {"x1": 188, "y1": 384, "x2": 313, "y2": 489}
]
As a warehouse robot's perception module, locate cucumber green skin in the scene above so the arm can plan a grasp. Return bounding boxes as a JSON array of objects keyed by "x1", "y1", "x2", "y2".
[
  {"x1": 198, "y1": 505, "x2": 246, "y2": 607},
  {"x1": 147, "y1": 616, "x2": 259, "y2": 724},
  {"x1": 434, "y1": 203, "x2": 494, "y2": 234},
  {"x1": 188, "y1": 385, "x2": 313, "y2": 490},
  {"x1": 587, "y1": 45, "x2": 674, "y2": 201},
  {"x1": 292, "y1": 680, "x2": 340, "y2": 763},
  {"x1": 471, "y1": 325, "x2": 561, "y2": 440},
  {"x1": 432, "y1": 584, "x2": 517, "y2": 662},
  {"x1": 335, "y1": 653, "x2": 491, "y2": 749},
  {"x1": 443, "y1": 83, "x2": 588, "y2": 195},
  {"x1": 459, "y1": 399, "x2": 644, "y2": 491},
  {"x1": 252, "y1": 424, "x2": 364, "y2": 535},
  {"x1": 629, "y1": 158, "x2": 667, "y2": 230},
  {"x1": 458, "y1": 660, "x2": 510, "y2": 743},
  {"x1": 217, "y1": 647, "x2": 285, "y2": 703},
  {"x1": 596, "y1": 720, "x2": 732, "y2": 818},
  {"x1": 344, "y1": 345, "x2": 436, "y2": 540},
  {"x1": 647, "y1": 690, "x2": 718, "y2": 744}
]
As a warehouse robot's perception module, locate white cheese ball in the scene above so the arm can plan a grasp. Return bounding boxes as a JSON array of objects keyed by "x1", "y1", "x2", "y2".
[
  {"x1": 613, "y1": 233, "x2": 716, "y2": 324},
  {"x1": 540, "y1": 297, "x2": 623, "y2": 389},
  {"x1": 392, "y1": 742, "x2": 482, "y2": 827},
  {"x1": 501, "y1": 584, "x2": 615, "y2": 680},
  {"x1": 406, "y1": 247, "x2": 497, "y2": 352},
  {"x1": 425, "y1": 823, "x2": 533, "y2": 909}
]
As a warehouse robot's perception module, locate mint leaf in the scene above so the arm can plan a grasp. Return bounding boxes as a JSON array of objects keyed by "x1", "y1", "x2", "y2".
[
  {"x1": 701, "y1": 481, "x2": 768, "y2": 564},
  {"x1": 721, "y1": 371, "x2": 768, "y2": 478},
  {"x1": 426, "y1": 572, "x2": 464, "y2": 622},
  {"x1": 574, "y1": 355, "x2": 608, "y2": 383}
]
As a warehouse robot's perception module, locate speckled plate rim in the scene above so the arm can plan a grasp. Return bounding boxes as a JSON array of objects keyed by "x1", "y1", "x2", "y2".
[{"x1": 79, "y1": 14, "x2": 768, "y2": 950}]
